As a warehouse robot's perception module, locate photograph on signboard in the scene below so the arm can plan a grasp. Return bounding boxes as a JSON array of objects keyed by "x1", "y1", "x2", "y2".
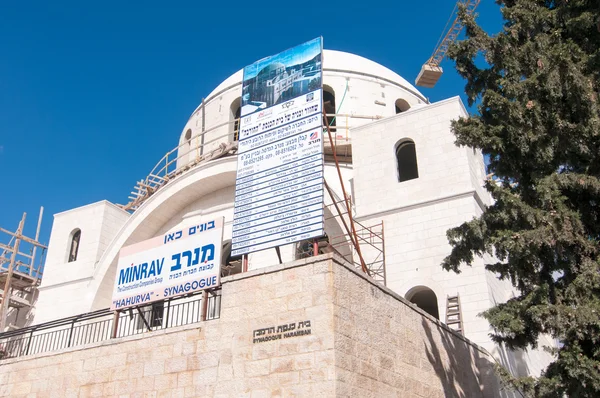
[{"x1": 241, "y1": 37, "x2": 322, "y2": 116}]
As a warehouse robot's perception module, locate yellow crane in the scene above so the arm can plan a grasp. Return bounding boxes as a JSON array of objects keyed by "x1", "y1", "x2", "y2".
[{"x1": 415, "y1": 0, "x2": 481, "y2": 88}]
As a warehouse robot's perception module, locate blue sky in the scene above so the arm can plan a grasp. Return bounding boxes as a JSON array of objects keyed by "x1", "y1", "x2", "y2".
[{"x1": 0, "y1": 0, "x2": 503, "y2": 249}]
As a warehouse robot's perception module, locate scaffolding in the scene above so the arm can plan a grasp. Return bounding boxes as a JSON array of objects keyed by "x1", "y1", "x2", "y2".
[
  {"x1": 122, "y1": 142, "x2": 239, "y2": 212},
  {"x1": 0, "y1": 209, "x2": 47, "y2": 332},
  {"x1": 118, "y1": 112, "x2": 381, "y2": 213},
  {"x1": 328, "y1": 218, "x2": 386, "y2": 285},
  {"x1": 296, "y1": 193, "x2": 386, "y2": 285}
]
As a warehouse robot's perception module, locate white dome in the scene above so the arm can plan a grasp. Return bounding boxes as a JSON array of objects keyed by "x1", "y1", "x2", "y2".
[
  {"x1": 321, "y1": 50, "x2": 423, "y2": 97},
  {"x1": 203, "y1": 49, "x2": 424, "y2": 103},
  {"x1": 181, "y1": 48, "x2": 429, "y2": 159}
]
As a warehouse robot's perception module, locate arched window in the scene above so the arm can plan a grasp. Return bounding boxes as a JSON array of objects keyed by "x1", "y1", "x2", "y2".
[
  {"x1": 395, "y1": 139, "x2": 419, "y2": 182},
  {"x1": 68, "y1": 229, "x2": 81, "y2": 262},
  {"x1": 230, "y1": 98, "x2": 241, "y2": 141},
  {"x1": 184, "y1": 129, "x2": 192, "y2": 155},
  {"x1": 406, "y1": 286, "x2": 439, "y2": 319},
  {"x1": 323, "y1": 85, "x2": 336, "y2": 131},
  {"x1": 395, "y1": 98, "x2": 411, "y2": 114}
]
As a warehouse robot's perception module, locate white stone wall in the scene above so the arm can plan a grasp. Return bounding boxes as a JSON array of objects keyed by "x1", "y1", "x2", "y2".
[
  {"x1": 467, "y1": 146, "x2": 493, "y2": 206},
  {"x1": 352, "y1": 97, "x2": 476, "y2": 217},
  {"x1": 482, "y1": 254, "x2": 558, "y2": 379},
  {"x1": 349, "y1": 95, "x2": 558, "y2": 378},
  {"x1": 35, "y1": 201, "x2": 129, "y2": 324},
  {"x1": 350, "y1": 97, "x2": 493, "y2": 348}
]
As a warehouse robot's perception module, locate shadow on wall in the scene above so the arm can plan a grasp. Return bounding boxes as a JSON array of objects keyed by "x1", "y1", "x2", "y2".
[
  {"x1": 496, "y1": 343, "x2": 531, "y2": 380},
  {"x1": 489, "y1": 289, "x2": 532, "y2": 383},
  {"x1": 421, "y1": 318, "x2": 521, "y2": 398}
]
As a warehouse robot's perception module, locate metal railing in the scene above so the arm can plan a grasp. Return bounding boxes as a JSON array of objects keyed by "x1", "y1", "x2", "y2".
[
  {"x1": 120, "y1": 113, "x2": 382, "y2": 211},
  {"x1": 166, "y1": 112, "x2": 381, "y2": 181},
  {"x1": 0, "y1": 290, "x2": 221, "y2": 360}
]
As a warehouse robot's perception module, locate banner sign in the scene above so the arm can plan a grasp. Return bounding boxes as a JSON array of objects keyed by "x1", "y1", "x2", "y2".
[
  {"x1": 232, "y1": 37, "x2": 325, "y2": 256},
  {"x1": 110, "y1": 217, "x2": 224, "y2": 311}
]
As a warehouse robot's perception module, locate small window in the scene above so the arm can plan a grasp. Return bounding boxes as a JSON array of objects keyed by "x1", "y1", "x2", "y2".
[
  {"x1": 230, "y1": 98, "x2": 241, "y2": 141},
  {"x1": 406, "y1": 286, "x2": 439, "y2": 319},
  {"x1": 150, "y1": 301, "x2": 164, "y2": 327},
  {"x1": 395, "y1": 99, "x2": 411, "y2": 114},
  {"x1": 184, "y1": 129, "x2": 192, "y2": 155},
  {"x1": 396, "y1": 139, "x2": 419, "y2": 182},
  {"x1": 137, "y1": 301, "x2": 164, "y2": 329},
  {"x1": 323, "y1": 85, "x2": 336, "y2": 131},
  {"x1": 68, "y1": 229, "x2": 81, "y2": 262}
]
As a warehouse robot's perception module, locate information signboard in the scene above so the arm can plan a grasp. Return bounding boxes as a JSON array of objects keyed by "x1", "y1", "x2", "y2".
[
  {"x1": 232, "y1": 37, "x2": 324, "y2": 256},
  {"x1": 110, "y1": 217, "x2": 224, "y2": 311}
]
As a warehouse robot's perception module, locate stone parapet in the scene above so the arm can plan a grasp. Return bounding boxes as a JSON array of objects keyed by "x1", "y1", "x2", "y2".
[{"x1": 0, "y1": 253, "x2": 500, "y2": 397}]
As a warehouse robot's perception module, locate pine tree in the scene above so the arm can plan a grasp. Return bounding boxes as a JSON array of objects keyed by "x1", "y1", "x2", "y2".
[{"x1": 443, "y1": 1, "x2": 600, "y2": 396}]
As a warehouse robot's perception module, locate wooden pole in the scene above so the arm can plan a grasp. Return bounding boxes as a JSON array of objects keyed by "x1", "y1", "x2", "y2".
[
  {"x1": 111, "y1": 311, "x2": 120, "y2": 338},
  {"x1": 136, "y1": 307, "x2": 152, "y2": 332},
  {"x1": 0, "y1": 227, "x2": 46, "y2": 248},
  {"x1": 201, "y1": 291, "x2": 209, "y2": 321},
  {"x1": 242, "y1": 255, "x2": 248, "y2": 273},
  {"x1": 29, "y1": 207, "x2": 43, "y2": 277},
  {"x1": 0, "y1": 213, "x2": 26, "y2": 331}
]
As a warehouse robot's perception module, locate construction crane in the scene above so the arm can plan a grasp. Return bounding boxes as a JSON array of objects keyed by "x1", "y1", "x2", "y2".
[{"x1": 415, "y1": 0, "x2": 481, "y2": 88}]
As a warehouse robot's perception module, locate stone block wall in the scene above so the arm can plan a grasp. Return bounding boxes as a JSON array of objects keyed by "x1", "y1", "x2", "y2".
[
  {"x1": 332, "y1": 256, "x2": 501, "y2": 397},
  {"x1": 0, "y1": 254, "x2": 501, "y2": 397}
]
